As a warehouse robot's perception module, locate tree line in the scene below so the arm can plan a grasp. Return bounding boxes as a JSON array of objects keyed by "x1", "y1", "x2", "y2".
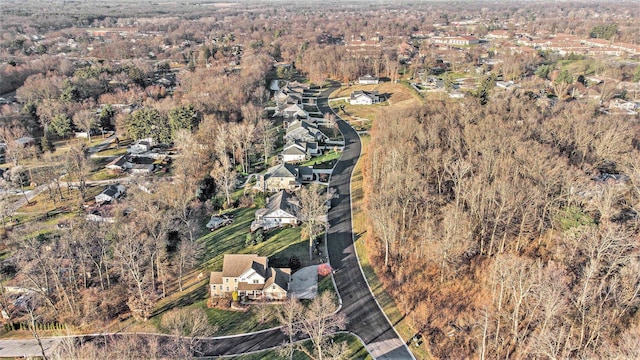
[{"x1": 363, "y1": 92, "x2": 640, "y2": 358}]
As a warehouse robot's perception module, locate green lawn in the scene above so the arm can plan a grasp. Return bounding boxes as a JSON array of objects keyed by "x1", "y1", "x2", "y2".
[
  {"x1": 88, "y1": 168, "x2": 123, "y2": 181},
  {"x1": 201, "y1": 301, "x2": 281, "y2": 335},
  {"x1": 198, "y1": 208, "x2": 307, "y2": 271},
  {"x1": 96, "y1": 147, "x2": 128, "y2": 157},
  {"x1": 302, "y1": 150, "x2": 341, "y2": 169}
]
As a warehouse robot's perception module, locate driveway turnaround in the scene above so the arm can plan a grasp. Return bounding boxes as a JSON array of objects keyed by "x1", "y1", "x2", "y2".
[
  {"x1": 0, "y1": 338, "x2": 61, "y2": 358},
  {"x1": 289, "y1": 265, "x2": 319, "y2": 299}
]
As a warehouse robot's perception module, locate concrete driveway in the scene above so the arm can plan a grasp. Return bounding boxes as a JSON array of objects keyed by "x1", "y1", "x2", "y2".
[
  {"x1": 289, "y1": 265, "x2": 318, "y2": 299},
  {"x1": 0, "y1": 338, "x2": 62, "y2": 358}
]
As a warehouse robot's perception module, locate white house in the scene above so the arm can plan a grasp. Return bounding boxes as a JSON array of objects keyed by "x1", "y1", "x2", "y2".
[
  {"x1": 252, "y1": 190, "x2": 300, "y2": 231},
  {"x1": 281, "y1": 141, "x2": 319, "y2": 163},
  {"x1": 95, "y1": 184, "x2": 126, "y2": 205},
  {"x1": 283, "y1": 104, "x2": 308, "y2": 119},
  {"x1": 128, "y1": 140, "x2": 152, "y2": 154},
  {"x1": 349, "y1": 90, "x2": 381, "y2": 105},
  {"x1": 281, "y1": 142, "x2": 309, "y2": 163},
  {"x1": 358, "y1": 74, "x2": 380, "y2": 85}
]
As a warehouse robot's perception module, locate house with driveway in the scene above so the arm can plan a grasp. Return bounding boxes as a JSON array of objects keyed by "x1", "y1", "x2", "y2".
[
  {"x1": 252, "y1": 190, "x2": 300, "y2": 231},
  {"x1": 105, "y1": 155, "x2": 155, "y2": 175},
  {"x1": 281, "y1": 140, "x2": 319, "y2": 163},
  {"x1": 95, "y1": 184, "x2": 126, "y2": 205},
  {"x1": 257, "y1": 162, "x2": 302, "y2": 192},
  {"x1": 358, "y1": 74, "x2": 380, "y2": 85},
  {"x1": 209, "y1": 254, "x2": 290, "y2": 301},
  {"x1": 283, "y1": 104, "x2": 308, "y2": 119},
  {"x1": 349, "y1": 90, "x2": 382, "y2": 105},
  {"x1": 257, "y1": 162, "x2": 316, "y2": 192},
  {"x1": 285, "y1": 119, "x2": 329, "y2": 144}
]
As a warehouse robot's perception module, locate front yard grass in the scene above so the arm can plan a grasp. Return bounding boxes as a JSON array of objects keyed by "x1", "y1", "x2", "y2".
[
  {"x1": 96, "y1": 146, "x2": 128, "y2": 157},
  {"x1": 88, "y1": 168, "x2": 123, "y2": 181},
  {"x1": 201, "y1": 301, "x2": 281, "y2": 335},
  {"x1": 302, "y1": 149, "x2": 341, "y2": 168}
]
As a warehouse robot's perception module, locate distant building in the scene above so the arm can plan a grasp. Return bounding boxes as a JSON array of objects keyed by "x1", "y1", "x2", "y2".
[
  {"x1": 431, "y1": 36, "x2": 479, "y2": 46},
  {"x1": 95, "y1": 184, "x2": 126, "y2": 205},
  {"x1": 358, "y1": 74, "x2": 380, "y2": 85}
]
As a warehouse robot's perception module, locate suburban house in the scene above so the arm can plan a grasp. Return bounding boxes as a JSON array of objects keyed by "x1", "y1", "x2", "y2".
[
  {"x1": 252, "y1": 190, "x2": 300, "y2": 231},
  {"x1": 281, "y1": 142, "x2": 308, "y2": 163},
  {"x1": 349, "y1": 90, "x2": 382, "y2": 105},
  {"x1": 128, "y1": 140, "x2": 152, "y2": 154},
  {"x1": 283, "y1": 104, "x2": 308, "y2": 119},
  {"x1": 257, "y1": 162, "x2": 302, "y2": 192},
  {"x1": 281, "y1": 140, "x2": 319, "y2": 163},
  {"x1": 209, "y1": 254, "x2": 290, "y2": 300},
  {"x1": 106, "y1": 155, "x2": 130, "y2": 172},
  {"x1": 129, "y1": 163, "x2": 155, "y2": 175},
  {"x1": 358, "y1": 74, "x2": 380, "y2": 85},
  {"x1": 283, "y1": 81, "x2": 310, "y2": 94},
  {"x1": 105, "y1": 155, "x2": 155, "y2": 175},
  {"x1": 95, "y1": 184, "x2": 126, "y2": 205},
  {"x1": 274, "y1": 88, "x2": 303, "y2": 107},
  {"x1": 285, "y1": 119, "x2": 329, "y2": 144}
]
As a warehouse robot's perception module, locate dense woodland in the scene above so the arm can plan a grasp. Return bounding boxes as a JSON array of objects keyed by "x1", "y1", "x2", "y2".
[
  {"x1": 364, "y1": 95, "x2": 640, "y2": 358},
  {"x1": 0, "y1": 0, "x2": 639, "y2": 358}
]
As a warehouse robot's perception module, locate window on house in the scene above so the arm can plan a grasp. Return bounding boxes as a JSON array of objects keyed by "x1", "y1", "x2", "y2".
[
  {"x1": 226, "y1": 286, "x2": 229, "y2": 291},
  {"x1": 253, "y1": 279, "x2": 259, "y2": 284},
  {"x1": 225, "y1": 278, "x2": 229, "y2": 283},
  {"x1": 234, "y1": 278, "x2": 237, "y2": 282},
  {"x1": 212, "y1": 285, "x2": 216, "y2": 290}
]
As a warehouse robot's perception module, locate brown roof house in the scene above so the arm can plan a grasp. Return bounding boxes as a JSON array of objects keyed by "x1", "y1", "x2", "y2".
[{"x1": 210, "y1": 254, "x2": 291, "y2": 301}]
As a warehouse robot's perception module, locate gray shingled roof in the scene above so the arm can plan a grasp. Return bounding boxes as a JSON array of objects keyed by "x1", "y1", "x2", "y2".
[
  {"x1": 265, "y1": 162, "x2": 298, "y2": 178},
  {"x1": 265, "y1": 267, "x2": 291, "y2": 291},
  {"x1": 256, "y1": 190, "x2": 299, "y2": 218}
]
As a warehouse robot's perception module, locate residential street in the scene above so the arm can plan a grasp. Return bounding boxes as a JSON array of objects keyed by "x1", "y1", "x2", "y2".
[
  {"x1": 196, "y1": 83, "x2": 415, "y2": 358},
  {"x1": 317, "y1": 83, "x2": 415, "y2": 360},
  {"x1": 0, "y1": 83, "x2": 414, "y2": 359}
]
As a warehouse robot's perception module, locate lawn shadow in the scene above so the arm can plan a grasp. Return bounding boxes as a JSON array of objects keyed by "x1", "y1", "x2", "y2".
[
  {"x1": 268, "y1": 238, "x2": 313, "y2": 269},
  {"x1": 150, "y1": 280, "x2": 208, "y2": 318}
]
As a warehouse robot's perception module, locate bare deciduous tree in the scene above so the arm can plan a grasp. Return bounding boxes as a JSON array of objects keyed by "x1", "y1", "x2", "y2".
[{"x1": 297, "y1": 184, "x2": 330, "y2": 260}]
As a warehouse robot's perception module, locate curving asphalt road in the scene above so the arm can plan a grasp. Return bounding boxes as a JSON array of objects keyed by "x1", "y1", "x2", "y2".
[
  {"x1": 4, "y1": 84, "x2": 414, "y2": 359},
  {"x1": 196, "y1": 84, "x2": 415, "y2": 358},
  {"x1": 317, "y1": 83, "x2": 415, "y2": 360}
]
